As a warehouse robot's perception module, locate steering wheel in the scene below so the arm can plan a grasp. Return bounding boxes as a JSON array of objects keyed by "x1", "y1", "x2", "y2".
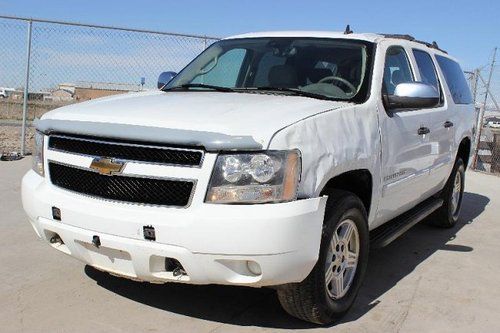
[{"x1": 318, "y1": 76, "x2": 357, "y2": 94}]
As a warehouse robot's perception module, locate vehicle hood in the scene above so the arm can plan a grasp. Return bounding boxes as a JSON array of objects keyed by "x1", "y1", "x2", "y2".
[{"x1": 38, "y1": 90, "x2": 350, "y2": 150}]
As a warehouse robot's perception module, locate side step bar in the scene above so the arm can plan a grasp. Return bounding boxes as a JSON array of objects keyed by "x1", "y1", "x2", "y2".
[{"x1": 370, "y1": 198, "x2": 444, "y2": 249}]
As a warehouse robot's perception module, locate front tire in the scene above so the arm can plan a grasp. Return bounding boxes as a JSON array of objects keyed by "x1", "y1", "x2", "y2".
[{"x1": 277, "y1": 190, "x2": 369, "y2": 325}]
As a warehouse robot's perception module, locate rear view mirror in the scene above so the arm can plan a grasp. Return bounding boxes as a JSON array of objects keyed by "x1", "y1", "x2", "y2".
[
  {"x1": 386, "y1": 82, "x2": 439, "y2": 111},
  {"x1": 158, "y1": 71, "x2": 177, "y2": 89}
]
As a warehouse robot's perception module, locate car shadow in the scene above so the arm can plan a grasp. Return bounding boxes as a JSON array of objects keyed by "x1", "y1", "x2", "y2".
[{"x1": 84, "y1": 191, "x2": 489, "y2": 329}]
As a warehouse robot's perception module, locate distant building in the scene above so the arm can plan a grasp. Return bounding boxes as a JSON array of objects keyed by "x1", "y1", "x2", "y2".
[
  {"x1": 10, "y1": 90, "x2": 50, "y2": 101},
  {"x1": 47, "y1": 88, "x2": 74, "y2": 102},
  {"x1": 4, "y1": 81, "x2": 142, "y2": 103},
  {"x1": 56, "y1": 81, "x2": 141, "y2": 101}
]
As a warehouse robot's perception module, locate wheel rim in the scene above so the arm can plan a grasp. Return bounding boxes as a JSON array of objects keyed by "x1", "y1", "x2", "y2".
[
  {"x1": 325, "y1": 219, "x2": 360, "y2": 299},
  {"x1": 451, "y1": 171, "x2": 462, "y2": 218}
]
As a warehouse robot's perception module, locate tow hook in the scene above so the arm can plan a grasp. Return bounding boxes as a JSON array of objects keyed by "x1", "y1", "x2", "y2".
[
  {"x1": 92, "y1": 235, "x2": 101, "y2": 248},
  {"x1": 49, "y1": 234, "x2": 62, "y2": 244},
  {"x1": 173, "y1": 267, "x2": 187, "y2": 277}
]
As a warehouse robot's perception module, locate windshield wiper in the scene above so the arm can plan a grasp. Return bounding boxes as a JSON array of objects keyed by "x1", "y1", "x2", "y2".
[
  {"x1": 162, "y1": 83, "x2": 235, "y2": 92},
  {"x1": 240, "y1": 86, "x2": 337, "y2": 101}
]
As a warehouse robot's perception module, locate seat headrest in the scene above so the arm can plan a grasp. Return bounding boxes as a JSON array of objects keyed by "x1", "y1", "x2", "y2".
[
  {"x1": 391, "y1": 69, "x2": 404, "y2": 86},
  {"x1": 268, "y1": 65, "x2": 298, "y2": 88},
  {"x1": 308, "y1": 68, "x2": 333, "y2": 83}
]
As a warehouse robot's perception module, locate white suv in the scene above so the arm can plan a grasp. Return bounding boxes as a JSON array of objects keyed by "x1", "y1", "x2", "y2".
[{"x1": 22, "y1": 31, "x2": 475, "y2": 324}]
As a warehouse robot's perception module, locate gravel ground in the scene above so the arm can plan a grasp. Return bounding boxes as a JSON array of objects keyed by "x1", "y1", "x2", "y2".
[
  {"x1": 0, "y1": 125, "x2": 34, "y2": 155},
  {"x1": 1, "y1": 159, "x2": 500, "y2": 332}
]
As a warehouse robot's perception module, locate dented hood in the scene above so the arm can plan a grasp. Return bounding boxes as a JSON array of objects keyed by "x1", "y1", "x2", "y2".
[{"x1": 38, "y1": 90, "x2": 350, "y2": 151}]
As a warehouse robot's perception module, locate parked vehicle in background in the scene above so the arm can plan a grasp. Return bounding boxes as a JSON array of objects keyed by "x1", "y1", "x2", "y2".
[
  {"x1": 0, "y1": 87, "x2": 15, "y2": 98},
  {"x1": 486, "y1": 117, "x2": 500, "y2": 128},
  {"x1": 22, "y1": 30, "x2": 474, "y2": 325}
]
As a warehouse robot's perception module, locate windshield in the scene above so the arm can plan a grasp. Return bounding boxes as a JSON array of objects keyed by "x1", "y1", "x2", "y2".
[{"x1": 165, "y1": 37, "x2": 374, "y2": 102}]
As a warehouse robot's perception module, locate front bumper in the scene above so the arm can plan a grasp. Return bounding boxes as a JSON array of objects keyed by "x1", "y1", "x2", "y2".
[{"x1": 22, "y1": 170, "x2": 327, "y2": 287}]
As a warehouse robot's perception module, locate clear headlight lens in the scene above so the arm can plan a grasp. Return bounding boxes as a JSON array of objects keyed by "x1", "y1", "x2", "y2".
[
  {"x1": 206, "y1": 150, "x2": 301, "y2": 204},
  {"x1": 32, "y1": 131, "x2": 44, "y2": 177}
]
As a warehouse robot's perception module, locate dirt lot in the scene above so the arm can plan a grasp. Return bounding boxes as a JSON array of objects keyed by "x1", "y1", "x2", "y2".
[
  {"x1": 1, "y1": 158, "x2": 499, "y2": 332},
  {"x1": 0, "y1": 125, "x2": 35, "y2": 155}
]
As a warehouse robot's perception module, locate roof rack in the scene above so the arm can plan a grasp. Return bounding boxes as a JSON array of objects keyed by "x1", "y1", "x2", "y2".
[{"x1": 381, "y1": 34, "x2": 447, "y2": 54}]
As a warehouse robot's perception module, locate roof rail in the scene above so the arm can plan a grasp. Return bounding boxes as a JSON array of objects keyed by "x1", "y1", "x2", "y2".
[{"x1": 380, "y1": 34, "x2": 447, "y2": 54}]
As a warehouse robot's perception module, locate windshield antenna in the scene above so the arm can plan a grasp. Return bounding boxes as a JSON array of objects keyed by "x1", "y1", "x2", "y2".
[{"x1": 344, "y1": 25, "x2": 353, "y2": 35}]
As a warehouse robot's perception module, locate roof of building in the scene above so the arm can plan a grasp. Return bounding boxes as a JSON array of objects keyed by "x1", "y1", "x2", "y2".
[{"x1": 59, "y1": 81, "x2": 140, "y2": 92}]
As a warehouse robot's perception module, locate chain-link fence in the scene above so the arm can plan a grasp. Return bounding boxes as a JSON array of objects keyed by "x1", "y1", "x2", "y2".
[
  {"x1": 0, "y1": 15, "x2": 218, "y2": 155},
  {"x1": 467, "y1": 51, "x2": 500, "y2": 175},
  {"x1": 2, "y1": 15, "x2": 499, "y2": 174}
]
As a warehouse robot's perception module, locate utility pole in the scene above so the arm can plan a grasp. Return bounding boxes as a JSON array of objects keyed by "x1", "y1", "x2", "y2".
[
  {"x1": 472, "y1": 68, "x2": 480, "y2": 104},
  {"x1": 478, "y1": 72, "x2": 500, "y2": 111},
  {"x1": 483, "y1": 47, "x2": 497, "y2": 111}
]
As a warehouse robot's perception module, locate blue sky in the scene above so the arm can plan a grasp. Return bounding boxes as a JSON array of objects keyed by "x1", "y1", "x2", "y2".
[{"x1": 2, "y1": 0, "x2": 499, "y2": 70}]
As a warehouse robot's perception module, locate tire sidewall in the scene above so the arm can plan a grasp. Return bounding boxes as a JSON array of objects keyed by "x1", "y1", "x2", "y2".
[{"x1": 448, "y1": 159, "x2": 465, "y2": 224}]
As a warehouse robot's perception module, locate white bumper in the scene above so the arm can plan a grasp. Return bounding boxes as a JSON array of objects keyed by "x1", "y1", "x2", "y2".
[{"x1": 22, "y1": 170, "x2": 327, "y2": 287}]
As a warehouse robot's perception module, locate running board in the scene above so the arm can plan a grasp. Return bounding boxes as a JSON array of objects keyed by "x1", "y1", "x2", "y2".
[{"x1": 370, "y1": 198, "x2": 444, "y2": 249}]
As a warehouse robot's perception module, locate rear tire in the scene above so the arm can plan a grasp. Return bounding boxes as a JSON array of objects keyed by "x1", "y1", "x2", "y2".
[
  {"x1": 276, "y1": 190, "x2": 369, "y2": 325},
  {"x1": 430, "y1": 158, "x2": 465, "y2": 228}
]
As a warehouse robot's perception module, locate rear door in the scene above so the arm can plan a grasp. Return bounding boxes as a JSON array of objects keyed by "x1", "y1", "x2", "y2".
[{"x1": 412, "y1": 49, "x2": 453, "y2": 192}]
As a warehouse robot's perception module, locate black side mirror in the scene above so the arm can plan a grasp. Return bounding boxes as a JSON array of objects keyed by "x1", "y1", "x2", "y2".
[
  {"x1": 158, "y1": 71, "x2": 177, "y2": 89},
  {"x1": 386, "y1": 82, "x2": 440, "y2": 111}
]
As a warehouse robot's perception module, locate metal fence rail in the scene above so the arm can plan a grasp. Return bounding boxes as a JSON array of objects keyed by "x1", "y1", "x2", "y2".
[
  {"x1": 0, "y1": 15, "x2": 218, "y2": 155},
  {"x1": 1, "y1": 15, "x2": 499, "y2": 175},
  {"x1": 467, "y1": 49, "x2": 500, "y2": 175}
]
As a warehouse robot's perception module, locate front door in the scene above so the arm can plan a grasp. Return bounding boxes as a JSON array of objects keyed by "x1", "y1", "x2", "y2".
[{"x1": 375, "y1": 44, "x2": 436, "y2": 225}]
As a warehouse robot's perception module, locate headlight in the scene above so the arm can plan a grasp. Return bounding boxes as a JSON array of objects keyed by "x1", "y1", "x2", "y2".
[
  {"x1": 32, "y1": 131, "x2": 44, "y2": 177},
  {"x1": 206, "y1": 150, "x2": 301, "y2": 204}
]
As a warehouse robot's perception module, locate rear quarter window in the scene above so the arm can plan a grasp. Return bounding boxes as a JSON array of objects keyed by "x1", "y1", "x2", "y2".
[{"x1": 435, "y1": 55, "x2": 473, "y2": 104}]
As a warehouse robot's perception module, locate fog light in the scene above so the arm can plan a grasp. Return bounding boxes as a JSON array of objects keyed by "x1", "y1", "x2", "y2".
[{"x1": 246, "y1": 260, "x2": 262, "y2": 276}]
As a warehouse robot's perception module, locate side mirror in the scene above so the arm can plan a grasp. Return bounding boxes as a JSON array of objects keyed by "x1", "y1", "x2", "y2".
[
  {"x1": 386, "y1": 82, "x2": 439, "y2": 111},
  {"x1": 157, "y1": 71, "x2": 177, "y2": 89}
]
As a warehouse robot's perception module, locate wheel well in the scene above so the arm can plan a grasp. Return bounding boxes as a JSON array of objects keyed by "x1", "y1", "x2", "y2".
[
  {"x1": 320, "y1": 170, "x2": 373, "y2": 214},
  {"x1": 457, "y1": 137, "x2": 471, "y2": 167}
]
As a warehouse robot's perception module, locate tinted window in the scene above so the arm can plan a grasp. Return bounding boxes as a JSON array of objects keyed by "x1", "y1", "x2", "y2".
[
  {"x1": 435, "y1": 55, "x2": 473, "y2": 104},
  {"x1": 413, "y1": 49, "x2": 439, "y2": 91},
  {"x1": 383, "y1": 47, "x2": 414, "y2": 95}
]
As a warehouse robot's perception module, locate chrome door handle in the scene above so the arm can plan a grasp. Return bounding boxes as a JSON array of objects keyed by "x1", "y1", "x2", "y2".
[
  {"x1": 418, "y1": 127, "x2": 430, "y2": 135},
  {"x1": 444, "y1": 121, "x2": 454, "y2": 128}
]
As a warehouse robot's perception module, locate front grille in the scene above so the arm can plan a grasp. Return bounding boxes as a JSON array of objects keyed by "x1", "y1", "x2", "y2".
[
  {"x1": 49, "y1": 162, "x2": 194, "y2": 207},
  {"x1": 49, "y1": 135, "x2": 203, "y2": 167}
]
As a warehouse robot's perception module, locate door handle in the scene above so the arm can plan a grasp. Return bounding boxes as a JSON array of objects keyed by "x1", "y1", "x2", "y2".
[
  {"x1": 444, "y1": 121, "x2": 454, "y2": 128},
  {"x1": 417, "y1": 127, "x2": 430, "y2": 135}
]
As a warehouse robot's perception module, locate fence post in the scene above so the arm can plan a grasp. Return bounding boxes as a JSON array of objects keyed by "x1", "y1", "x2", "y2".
[
  {"x1": 20, "y1": 19, "x2": 33, "y2": 156},
  {"x1": 472, "y1": 105, "x2": 486, "y2": 169}
]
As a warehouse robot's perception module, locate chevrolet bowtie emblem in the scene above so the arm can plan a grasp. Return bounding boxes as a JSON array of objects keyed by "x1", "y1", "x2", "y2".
[{"x1": 89, "y1": 157, "x2": 125, "y2": 176}]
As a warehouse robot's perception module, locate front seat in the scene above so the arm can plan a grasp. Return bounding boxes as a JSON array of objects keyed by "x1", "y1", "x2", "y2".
[
  {"x1": 390, "y1": 69, "x2": 404, "y2": 93},
  {"x1": 268, "y1": 65, "x2": 299, "y2": 88}
]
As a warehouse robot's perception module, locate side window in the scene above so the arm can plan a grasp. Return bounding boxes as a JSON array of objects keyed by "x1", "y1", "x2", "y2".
[
  {"x1": 412, "y1": 49, "x2": 439, "y2": 91},
  {"x1": 383, "y1": 46, "x2": 414, "y2": 95},
  {"x1": 192, "y1": 48, "x2": 247, "y2": 87},
  {"x1": 435, "y1": 55, "x2": 473, "y2": 104}
]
